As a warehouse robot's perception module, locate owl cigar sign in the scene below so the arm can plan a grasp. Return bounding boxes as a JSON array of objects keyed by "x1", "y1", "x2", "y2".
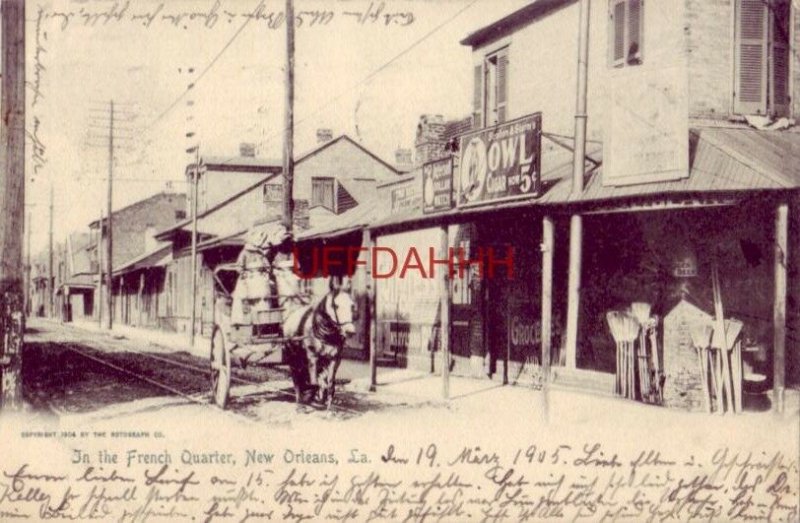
[{"x1": 457, "y1": 113, "x2": 542, "y2": 207}]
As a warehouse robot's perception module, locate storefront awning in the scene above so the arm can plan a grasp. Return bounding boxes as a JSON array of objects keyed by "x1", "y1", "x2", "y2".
[
  {"x1": 296, "y1": 200, "x2": 380, "y2": 241},
  {"x1": 61, "y1": 274, "x2": 96, "y2": 290},
  {"x1": 370, "y1": 127, "x2": 800, "y2": 232},
  {"x1": 113, "y1": 246, "x2": 172, "y2": 276}
]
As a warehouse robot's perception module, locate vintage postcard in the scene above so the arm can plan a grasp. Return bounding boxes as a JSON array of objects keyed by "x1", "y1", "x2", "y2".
[{"x1": 0, "y1": 0, "x2": 799, "y2": 521}]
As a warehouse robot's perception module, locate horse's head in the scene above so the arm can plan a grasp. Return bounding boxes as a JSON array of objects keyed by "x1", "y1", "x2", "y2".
[{"x1": 326, "y1": 276, "x2": 357, "y2": 337}]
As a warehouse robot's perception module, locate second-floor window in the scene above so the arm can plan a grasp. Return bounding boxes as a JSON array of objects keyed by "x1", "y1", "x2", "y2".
[
  {"x1": 311, "y1": 177, "x2": 335, "y2": 211},
  {"x1": 734, "y1": 0, "x2": 790, "y2": 116},
  {"x1": 609, "y1": 0, "x2": 643, "y2": 68},
  {"x1": 473, "y1": 47, "x2": 508, "y2": 129},
  {"x1": 263, "y1": 182, "x2": 283, "y2": 203}
]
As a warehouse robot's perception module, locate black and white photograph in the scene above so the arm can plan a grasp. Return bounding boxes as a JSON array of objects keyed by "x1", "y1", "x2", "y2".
[{"x1": 0, "y1": 0, "x2": 799, "y2": 521}]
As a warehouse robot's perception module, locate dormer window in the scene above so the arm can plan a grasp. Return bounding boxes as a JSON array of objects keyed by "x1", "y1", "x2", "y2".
[
  {"x1": 311, "y1": 177, "x2": 335, "y2": 212},
  {"x1": 609, "y1": 0, "x2": 643, "y2": 68}
]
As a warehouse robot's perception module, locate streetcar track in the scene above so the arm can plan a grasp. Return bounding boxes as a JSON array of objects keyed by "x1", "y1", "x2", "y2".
[
  {"x1": 61, "y1": 341, "x2": 364, "y2": 418},
  {"x1": 55, "y1": 321, "x2": 294, "y2": 386},
  {"x1": 33, "y1": 321, "x2": 373, "y2": 418}
]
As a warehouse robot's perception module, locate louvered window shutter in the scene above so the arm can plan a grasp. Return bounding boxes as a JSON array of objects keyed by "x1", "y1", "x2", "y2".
[
  {"x1": 735, "y1": 0, "x2": 768, "y2": 115},
  {"x1": 627, "y1": 0, "x2": 643, "y2": 64},
  {"x1": 770, "y1": 0, "x2": 790, "y2": 116},
  {"x1": 473, "y1": 64, "x2": 483, "y2": 129},
  {"x1": 611, "y1": 0, "x2": 626, "y2": 67},
  {"x1": 497, "y1": 48, "x2": 509, "y2": 123}
]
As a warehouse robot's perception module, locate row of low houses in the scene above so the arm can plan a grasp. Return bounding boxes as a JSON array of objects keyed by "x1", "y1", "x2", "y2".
[{"x1": 36, "y1": 0, "x2": 800, "y2": 411}]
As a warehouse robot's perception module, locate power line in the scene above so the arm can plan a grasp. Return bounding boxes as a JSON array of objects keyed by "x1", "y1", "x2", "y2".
[
  {"x1": 143, "y1": 6, "x2": 258, "y2": 133},
  {"x1": 74, "y1": 177, "x2": 188, "y2": 183},
  {"x1": 217, "y1": 0, "x2": 483, "y2": 166}
]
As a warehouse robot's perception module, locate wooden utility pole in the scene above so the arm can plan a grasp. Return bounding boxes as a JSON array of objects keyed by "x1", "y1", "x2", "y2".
[
  {"x1": 773, "y1": 202, "x2": 789, "y2": 414},
  {"x1": 439, "y1": 225, "x2": 451, "y2": 399},
  {"x1": 25, "y1": 211, "x2": 31, "y2": 316},
  {"x1": 282, "y1": 0, "x2": 295, "y2": 231},
  {"x1": 190, "y1": 146, "x2": 200, "y2": 347},
  {"x1": 540, "y1": 216, "x2": 555, "y2": 423},
  {"x1": 97, "y1": 209, "x2": 103, "y2": 328},
  {"x1": 48, "y1": 183, "x2": 54, "y2": 317},
  {"x1": 365, "y1": 229, "x2": 378, "y2": 392},
  {"x1": 0, "y1": 0, "x2": 26, "y2": 410},
  {"x1": 105, "y1": 101, "x2": 114, "y2": 330}
]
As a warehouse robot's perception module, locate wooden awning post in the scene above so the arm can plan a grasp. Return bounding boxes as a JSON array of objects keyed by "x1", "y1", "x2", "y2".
[
  {"x1": 565, "y1": 214, "x2": 582, "y2": 369},
  {"x1": 540, "y1": 215, "x2": 555, "y2": 423},
  {"x1": 440, "y1": 225, "x2": 451, "y2": 399},
  {"x1": 138, "y1": 272, "x2": 145, "y2": 327},
  {"x1": 364, "y1": 229, "x2": 378, "y2": 392},
  {"x1": 773, "y1": 202, "x2": 789, "y2": 415}
]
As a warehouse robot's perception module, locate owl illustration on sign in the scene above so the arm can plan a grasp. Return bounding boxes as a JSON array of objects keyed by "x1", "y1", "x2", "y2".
[{"x1": 460, "y1": 136, "x2": 487, "y2": 203}]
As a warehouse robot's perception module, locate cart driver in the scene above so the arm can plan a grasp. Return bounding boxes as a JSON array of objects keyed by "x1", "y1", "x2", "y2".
[{"x1": 230, "y1": 222, "x2": 293, "y2": 325}]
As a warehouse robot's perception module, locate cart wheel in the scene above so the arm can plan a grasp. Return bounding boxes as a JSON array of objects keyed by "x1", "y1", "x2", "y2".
[{"x1": 210, "y1": 328, "x2": 231, "y2": 409}]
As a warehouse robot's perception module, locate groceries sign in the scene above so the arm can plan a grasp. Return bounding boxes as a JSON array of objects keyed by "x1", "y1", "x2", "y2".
[
  {"x1": 508, "y1": 309, "x2": 541, "y2": 359},
  {"x1": 457, "y1": 113, "x2": 542, "y2": 207}
]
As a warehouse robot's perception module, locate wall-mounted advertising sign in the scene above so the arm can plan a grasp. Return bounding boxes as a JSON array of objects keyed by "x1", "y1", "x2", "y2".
[
  {"x1": 604, "y1": 64, "x2": 689, "y2": 186},
  {"x1": 422, "y1": 157, "x2": 454, "y2": 214},
  {"x1": 390, "y1": 184, "x2": 419, "y2": 215},
  {"x1": 457, "y1": 113, "x2": 542, "y2": 207}
]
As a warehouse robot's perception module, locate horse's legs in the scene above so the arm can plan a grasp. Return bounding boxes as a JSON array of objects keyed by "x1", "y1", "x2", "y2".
[
  {"x1": 307, "y1": 349, "x2": 319, "y2": 387},
  {"x1": 327, "y1": 357, "x2": 342, "y2": 411},
  {"x1": 317, "y1": 356, "x2": 341, "y2": 411},
  {"x1": 287, "y1": 343, "x2": 308, "y2": 404}
]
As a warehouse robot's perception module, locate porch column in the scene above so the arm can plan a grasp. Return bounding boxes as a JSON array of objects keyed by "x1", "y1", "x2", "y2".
[
  {"x1": 138, "y1": 272, "x2": 145, "y2": 327},
  {"x1": 63, "y1": 285, "x2": 70, "y2": 322},
  {"x1": 439, "y1": 225, "x2": 451, "y2": 399},
  {"x1": 565, "y1": 214, "x2": 583, "y2": 369},
  {"x1": 541, "y1": 215, "x2": 555, "y2": 422},
  {"x1": 364, "y1": 229, "x2": 378, "y2": 392},
  {"x1": 773, "y1": 202, "x2": 789, "y2": 414},
  {"x1": 120, "y1": 275, "x2": 125, "y2": 325}
]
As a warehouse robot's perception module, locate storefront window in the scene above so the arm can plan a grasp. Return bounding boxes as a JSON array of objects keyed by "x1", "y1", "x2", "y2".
[{"x1": 579, "y1": 206, "x2": 775, "y2": 376}]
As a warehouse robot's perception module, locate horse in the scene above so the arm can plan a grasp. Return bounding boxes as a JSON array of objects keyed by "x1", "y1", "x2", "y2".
[{"x1": 282, "y1": 276, "x2": 357, "y2": 410}]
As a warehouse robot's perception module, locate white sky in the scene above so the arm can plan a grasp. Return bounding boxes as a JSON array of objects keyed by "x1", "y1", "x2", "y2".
[{"x1": 25, "y1": 0, "x2": 532, "y2": 253}]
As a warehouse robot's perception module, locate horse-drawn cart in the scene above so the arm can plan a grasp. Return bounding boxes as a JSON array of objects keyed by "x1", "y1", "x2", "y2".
[
  {"x1": 209, "y1": 262, "x2": 299, "y2": 408},
  {"x1": 207, "y1": 223, "x2": 356, "y2": 410}
]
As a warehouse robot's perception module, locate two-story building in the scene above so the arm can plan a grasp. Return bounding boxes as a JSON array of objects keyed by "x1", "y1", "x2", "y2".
[
  {"x1": 366, "y1": 0, "x2": 799, "y2": 411},
  {"x1": 149, "y1": 133, "x2": 401, "y2": 339},
  {"x1": 55, "y1": 232, "x2": 97, "y2": 322},
  {"x1": 89, "y1": 191, "x2": 187, "y2": 328}
]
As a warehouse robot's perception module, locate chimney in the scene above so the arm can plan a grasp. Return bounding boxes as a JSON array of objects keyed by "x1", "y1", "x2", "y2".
[
  {"x1": 414, "y1": 114, "x2": 447, "y2": 166},
  {"x1": 240, "y1": 142, "x2": 256, "y2": 157},
  {"x1": 394, "y1": 148, "x2": 413, "y2": 169},
  {"x1": 316, "y1": 128, "x2": 333, "y2": 144}
]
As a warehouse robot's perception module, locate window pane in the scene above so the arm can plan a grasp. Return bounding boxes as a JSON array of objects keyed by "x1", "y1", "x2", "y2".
[
  {"x1": 485, "y1": 57, "x2": 498, "y2": 125},
  {"x1": 311, "y1": 178, "x2": 335, "y2": 210}
]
